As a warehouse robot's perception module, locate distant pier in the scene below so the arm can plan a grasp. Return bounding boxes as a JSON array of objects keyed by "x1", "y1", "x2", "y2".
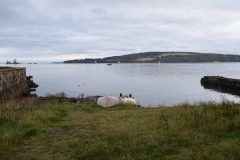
[{"x1": 201, "y1": 76, "x2": 240, "y2": 96}]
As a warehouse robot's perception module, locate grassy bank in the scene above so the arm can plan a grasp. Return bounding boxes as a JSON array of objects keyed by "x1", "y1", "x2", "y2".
[{"x1": 1, "y1": 98, "x2": 240, "y2": 159}]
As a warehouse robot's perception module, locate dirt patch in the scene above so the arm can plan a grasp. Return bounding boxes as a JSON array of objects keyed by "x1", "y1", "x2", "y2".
[
  {"x1": 136, "y1": 58, "x2": 156, "y2": 61},
  {"x1": 159, "y1": 53, "x2": 194, "y2": 57}
]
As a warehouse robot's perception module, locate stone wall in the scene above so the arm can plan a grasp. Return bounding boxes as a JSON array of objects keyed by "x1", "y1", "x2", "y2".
[
  {"x1": 0, "y1": 67, "x2": 29, "y2": 99},
  {"x1": 201, "y1": 76, "x2": 240, "y2": 96}
]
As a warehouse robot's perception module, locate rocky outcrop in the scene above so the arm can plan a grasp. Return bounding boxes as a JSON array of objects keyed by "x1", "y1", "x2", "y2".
[
  {"x1": 26, "y1": 75, "x2": 39, "y2": 92},
  {"x1": 201, "y1": 76, "x2": 240, "y2": 96}
]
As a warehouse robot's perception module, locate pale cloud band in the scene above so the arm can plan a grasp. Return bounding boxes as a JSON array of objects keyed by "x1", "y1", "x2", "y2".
[{"x1": 0, "y1": 0, "x2": 240, "y2": 62}]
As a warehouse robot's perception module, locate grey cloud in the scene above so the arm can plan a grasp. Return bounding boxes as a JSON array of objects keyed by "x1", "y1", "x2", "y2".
[{"x1": 0, "y1": 0, "x2": 240, "y2": 62}]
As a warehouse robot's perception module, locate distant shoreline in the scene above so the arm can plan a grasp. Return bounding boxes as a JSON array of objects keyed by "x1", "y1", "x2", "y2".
[{"x1": 63, "y1": 51, "x2": 240, "y2": 63}]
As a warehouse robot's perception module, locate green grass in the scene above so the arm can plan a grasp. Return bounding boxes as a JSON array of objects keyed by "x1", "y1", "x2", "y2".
[{"x1": 0, "y1": 98, "x2": 240, "y2": 159}]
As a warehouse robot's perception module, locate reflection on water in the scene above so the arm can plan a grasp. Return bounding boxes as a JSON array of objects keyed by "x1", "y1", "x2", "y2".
[{"x1": 2, "y1": 63, "x2": 240, "y2": 106}]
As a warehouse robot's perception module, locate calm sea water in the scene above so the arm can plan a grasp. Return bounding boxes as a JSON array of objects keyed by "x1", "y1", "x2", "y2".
[{"x1": 2, "y1": 63, "x2": 240, "y2": 106}]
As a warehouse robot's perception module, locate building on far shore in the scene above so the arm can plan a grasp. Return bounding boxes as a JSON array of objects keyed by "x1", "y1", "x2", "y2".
[{"x1": 6, "y1": 59, "x2": 20, "y2": 64}]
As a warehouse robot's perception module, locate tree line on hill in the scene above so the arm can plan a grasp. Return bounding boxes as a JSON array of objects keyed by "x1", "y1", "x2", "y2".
[{"x1": 63, "y1": 52, "x2": 240, "y2": 63}]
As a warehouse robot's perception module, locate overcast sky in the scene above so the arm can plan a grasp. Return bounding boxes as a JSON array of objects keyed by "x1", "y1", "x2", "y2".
[{"x1": 0, "y1": 0, "x2": 240, "y2": 62}]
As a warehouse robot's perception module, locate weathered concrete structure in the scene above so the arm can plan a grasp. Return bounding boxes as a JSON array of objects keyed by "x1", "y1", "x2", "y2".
[
  {"x1": 201, "y1": 76, "x2": 240, "y2": 96},
  {"x1": 0, "y1": 67, "x2": 30, "y2": 99}
]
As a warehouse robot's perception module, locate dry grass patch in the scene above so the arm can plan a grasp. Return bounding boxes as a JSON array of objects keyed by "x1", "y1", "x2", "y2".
[{"x1": 0, "y1": 98, "x2": 240, "y2": 159}]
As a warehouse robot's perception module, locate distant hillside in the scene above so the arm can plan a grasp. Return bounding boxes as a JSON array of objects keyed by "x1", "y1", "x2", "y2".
[{"x1": 63, "y1": 52, "x2": 240, "y2": 63}]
